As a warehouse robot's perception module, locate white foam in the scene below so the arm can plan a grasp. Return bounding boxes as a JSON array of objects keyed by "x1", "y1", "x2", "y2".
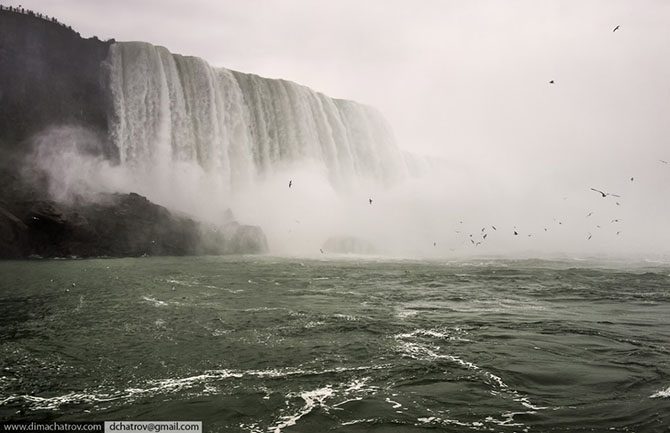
[
  {"x1": 333, "y1": 313, "x2": 359, "y2": 321},
  {"x1": 395, "y1": 337, "x2": 547, "y2": 426},
  {"x1": 416, "y1": 415, "x2": 476, "y2": 428},
  {"x1": 141, "y1": 296, "x2": 167, "y2": 307},
  {"x1": 385, "y1": 397, "x2": 402, "y2": 409},
  {"x1": 203, "y1": 284, "x2": 244, "y2": 293},
  {"x1": 0, "y1": 392, "x2": 115, "y2": 411},
  {"x1": 269, "y1": 386, "x2": 334, "y2": 433},
  {"x1": 340, "y1": 419, "x2": 373, "y2": 426},
  {"x1": 395, "y1": 309, "x2": 418, "y2": 319},
  {"x1": 650, "y1": 386, "x2": 670, "y2": 398},
  {"x1": 395, "y1": 328, "x2": 470, "y2": 342},
  {"x1": 1, "y1": 364, "x2": 384, "y2": 414}
]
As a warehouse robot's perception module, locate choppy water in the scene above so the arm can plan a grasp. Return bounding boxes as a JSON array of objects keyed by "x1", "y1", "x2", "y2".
[{"x1": 0, "y1": 256, "x2": 669, "y2": 432}]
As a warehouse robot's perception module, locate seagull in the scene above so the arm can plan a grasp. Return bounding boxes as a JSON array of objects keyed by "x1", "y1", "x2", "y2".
[
  {"x1": 587, "y1": 233, "x2": 592, "y2": 240},
  {"x1": 483, "y1": 234, "x2": 488, "y2": 240},
  {"x1": 616, "y1": 231, "x2": 621, "y2": 235},
  {"x1": 611, "y1": 219, "x2": 621, "y2": 223},
  {"x1": 514, "y1": 230, "x2": 519, "y2": 236},
  {"x1": 433, "y1": 242, "x2": 437, "y2": 247},
  {"x1": 613, "y1": 25, "x2": 620, "y2": 32},
  {"x1": 491, "y1": 225, "x2": 497, "y2": 231},
  {"x1": 590, "y1": 187, "x2": 620, "y2": 198},
  {"x1": 586, "y1": 212, "x2": 593, "y2": 217},
  {"x1": 630, "y1": 177, "x2": 634, "y2": 182},
  {"x1": 369, "y1": 198, "x2": 373, "y2": 205},
  {"x1": 616, "y1": 202, "x2": 621, "y2": 206},
  {"x1": 544, "y1": 228, "x2": 548, "y2": 232},
  {"x1": 549, "y1": 80, "x2": 555, "y2": 84},
  {"x1": 288, "y1": 180, "x2": 292, "y2": 188}
]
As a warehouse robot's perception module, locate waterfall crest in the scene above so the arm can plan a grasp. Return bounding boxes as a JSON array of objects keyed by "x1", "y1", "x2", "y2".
[{"x1": 107, "y1": 41, "x2": 408, "y2": 193}]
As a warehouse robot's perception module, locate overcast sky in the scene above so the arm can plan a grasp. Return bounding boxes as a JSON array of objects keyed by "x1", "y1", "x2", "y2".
[{"x1": 7, "y1": 0, "x2": 670, "y2": 256}]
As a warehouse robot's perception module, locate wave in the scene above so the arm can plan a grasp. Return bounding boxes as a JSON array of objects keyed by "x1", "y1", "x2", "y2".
[{"x1": 650, "y1": 385, "x2": 670, "y2": 398}]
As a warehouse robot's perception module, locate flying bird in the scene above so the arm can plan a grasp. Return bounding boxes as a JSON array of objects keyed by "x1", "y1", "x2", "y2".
[
  {"x1": 369, "y1": 198, "x2": 373, "y2": 205},
  {"x1": 491, "y1": 226, "x2": 497, "y2": 231},
  {"x1": 613, "y1": 25, "x2": 620, "y2": 32},
  {"x1": 514, "y1": 230, "x2": 519, "y2": 236},
  {"x1": 587, "y1": 233, "x2": 592, "y2": 240},
  {"x1": 483, "y1": 234, "x2": 488, "y2": 240},
  {"x1": 660, "y1": 160, "x2": 669, "y2": 164},
  {"x1": 630, "y1": 177, "x2": 634, "y2": 182},
  {"x1": 549, "y1": 80, "x2": 555, "y2": 84},
  {"x1": 586, "y1": 212, "x2": 593, "y2": 217},
  {"x1": 288, "y1": 180, "x2": 292, "y2": 188},
  {"x1": 590, "y1": 187, "x2": 620, "y2": 198}
]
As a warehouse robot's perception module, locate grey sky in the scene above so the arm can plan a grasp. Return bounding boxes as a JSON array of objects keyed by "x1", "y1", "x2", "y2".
[{"x1": 7, "y1": 0, "x2": 670, "y2": 255}]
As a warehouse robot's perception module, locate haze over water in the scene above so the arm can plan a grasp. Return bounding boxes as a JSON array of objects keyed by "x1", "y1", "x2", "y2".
[{"x1": 11, "y1": 0, "x2": 670, "y2": 258}]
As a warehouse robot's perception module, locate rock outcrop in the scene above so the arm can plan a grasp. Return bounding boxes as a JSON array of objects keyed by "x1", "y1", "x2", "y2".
[
  {"x1": 0, "y1": 193, "x2": 267, "y2": 259},
  {"x1": 0, "y1": 10, "x2": 269, "y2": 258}
]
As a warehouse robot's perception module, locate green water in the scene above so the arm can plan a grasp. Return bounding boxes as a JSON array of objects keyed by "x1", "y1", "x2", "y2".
[{"x1": 0, "y1": 256, "x2": 669, "y2": 432}]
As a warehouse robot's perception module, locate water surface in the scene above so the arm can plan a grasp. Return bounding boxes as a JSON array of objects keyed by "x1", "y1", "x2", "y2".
[{"x1": 0, "y1": 256, "x2": 668, "y2": 432}]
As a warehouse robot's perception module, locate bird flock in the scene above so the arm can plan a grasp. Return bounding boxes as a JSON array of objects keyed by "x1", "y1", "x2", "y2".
[{"x1": 284, "y1": 24, "x2": 668, "y2": 254}]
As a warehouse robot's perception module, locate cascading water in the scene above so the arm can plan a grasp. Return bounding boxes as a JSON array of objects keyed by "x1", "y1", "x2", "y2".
[{"x1": 107, "y1": 41, "x2": 409, "y2": 195}]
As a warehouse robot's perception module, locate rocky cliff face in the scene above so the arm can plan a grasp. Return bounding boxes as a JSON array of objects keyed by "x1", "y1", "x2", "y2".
[
  {"x1": 0, "y1": 10, "x2": 268, "y2": 258},
  {"x1": 0, "y1": 193, "x2": 268, "y2": 259},
  {"x1": 0, "y1": 9, "x2": 113, "y2": 158}
]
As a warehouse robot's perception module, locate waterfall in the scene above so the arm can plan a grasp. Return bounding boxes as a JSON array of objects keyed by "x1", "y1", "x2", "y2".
[{"x1": 107, "y1": 41, "x2": 409, "y2": 194}]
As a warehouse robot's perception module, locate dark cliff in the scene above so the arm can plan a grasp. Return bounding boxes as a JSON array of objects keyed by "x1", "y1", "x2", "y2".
[
  {"x1": 0, "y1": 9, "x2": 113, "y2": 158},
  {"x1": 0, "y1": 193, "x2": 268, "y2": 259},
  {"x1": 0, "y1": 9, "x2": 269, "y2": 258}
]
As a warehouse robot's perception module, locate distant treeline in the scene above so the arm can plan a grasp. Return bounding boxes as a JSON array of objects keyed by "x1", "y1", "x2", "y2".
[
  {"x1": 0, "y1": 3, "x2": 113, "y2": 41},
  {"x1": 0, "y1": 4, "x2": 75, "y2": 30}
]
